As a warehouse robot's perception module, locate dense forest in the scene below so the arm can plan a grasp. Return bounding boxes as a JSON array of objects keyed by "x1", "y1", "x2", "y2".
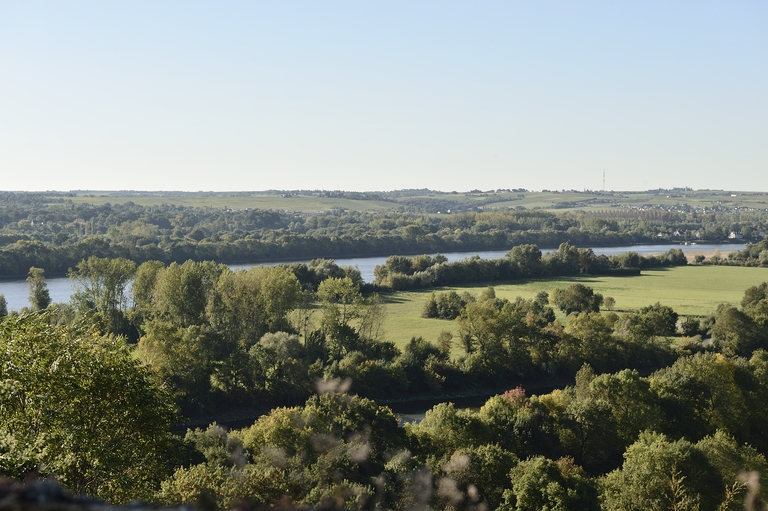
[
  {"x1": 3, "y1": 191, "x2": 768, "y2": 509},
  {"x1": 4, "y1": 245, "x2": 690, "y2": 414},
  {"x1": 3, "y1": 241, "x2": 768, "y2": 509}
]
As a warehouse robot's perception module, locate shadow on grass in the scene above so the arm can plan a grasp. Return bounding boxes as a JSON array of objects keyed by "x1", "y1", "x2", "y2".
[
  {"x1": 382, "y1": 294, "x2": 411, "y2": 304},
  {"x1": 636, "y1": 267, "x2": 674, "y2": 275},
  {"x1": 379, "y1": 268, "x2": 683, "y2": 300}
]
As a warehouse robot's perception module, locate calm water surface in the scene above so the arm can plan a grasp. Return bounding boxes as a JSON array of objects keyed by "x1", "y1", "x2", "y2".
[{"x1": 0, "y1": 243, "x2": 739, "y2": 312}]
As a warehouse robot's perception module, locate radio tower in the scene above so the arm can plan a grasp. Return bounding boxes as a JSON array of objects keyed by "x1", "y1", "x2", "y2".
[{"x1": 602, "y1": 170, "x2": 605, "y2": 192}]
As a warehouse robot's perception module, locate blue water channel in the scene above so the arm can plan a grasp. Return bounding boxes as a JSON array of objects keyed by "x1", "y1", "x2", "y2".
[{"x1": 0, "y1": 243, "x2": 738, "y2": 312}]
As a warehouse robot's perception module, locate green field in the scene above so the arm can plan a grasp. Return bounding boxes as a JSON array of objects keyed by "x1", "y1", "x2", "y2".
[
  {"x1": 62, "y1": 193, "x2": 397, "y2": 212},
  {"x1": 379, "y1": 265, "x2": 768, "y2": 351},
  {"x1": 50, "y1": 189, "x2": 768, "y2": 213}
]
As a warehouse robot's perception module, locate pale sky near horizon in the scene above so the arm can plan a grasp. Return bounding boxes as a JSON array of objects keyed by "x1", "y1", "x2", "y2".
[{"x1": 1, "y1": 1, "x2": 766, "y2": 193}]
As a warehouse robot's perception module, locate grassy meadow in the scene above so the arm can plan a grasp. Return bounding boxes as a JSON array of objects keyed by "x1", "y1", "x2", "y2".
[
  {"x1": 379, "y1": 265, "x2": 768, "y2": 351},
  {"x1": 62, "y1": 193, "x2": 396, "y2": 212},
  {"x1": 51, "y1": 189, "x2": 768, "y2": 213}
]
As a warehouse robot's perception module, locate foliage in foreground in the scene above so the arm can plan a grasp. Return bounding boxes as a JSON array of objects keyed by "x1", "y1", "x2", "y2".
[
  {"x1": 161, "y1": 352, "x2": 768, "y2": 510},
  {"x1": 0, "y1": 313, "x2": 180, "y2": 503},
  {"x1": 4, "y1": 254, "x2": 768, "y2": 508}
]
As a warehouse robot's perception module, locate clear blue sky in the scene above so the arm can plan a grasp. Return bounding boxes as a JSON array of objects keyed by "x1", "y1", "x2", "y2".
[{"x1": 1, "y1": 1, "x2": 766, "y2": 192}]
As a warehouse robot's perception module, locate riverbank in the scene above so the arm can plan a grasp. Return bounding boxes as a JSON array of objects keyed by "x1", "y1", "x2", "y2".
[
  {"x1": 180, "y1": 377, "x2": 576, "y2": 431},
  {"x1": 682, "y1": 248, "x2": 740, "y2": 264},
  {"x1": 0, "y1": 243, "x2": 744, "y2": 312}
]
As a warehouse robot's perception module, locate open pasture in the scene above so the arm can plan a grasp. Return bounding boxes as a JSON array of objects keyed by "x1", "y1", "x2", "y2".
[
  {"x1": 380, "y1": 265, "x2": 768, "y2": 350},
  {"x1": 50, "y1": 190, "x2": 768, "y2": 214},
  {"x1": 61, "y1": 193, "x2": 396, "y2": 212}
]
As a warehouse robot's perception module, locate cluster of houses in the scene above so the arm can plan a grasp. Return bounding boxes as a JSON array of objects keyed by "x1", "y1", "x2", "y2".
[{"x1": 655, "y1": 229, "x2": 767, "y2": 241}]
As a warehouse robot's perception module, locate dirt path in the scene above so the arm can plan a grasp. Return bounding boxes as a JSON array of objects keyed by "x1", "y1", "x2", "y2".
[{"x1": 682, "y1": 248, "x2": 739, "y2": 264}]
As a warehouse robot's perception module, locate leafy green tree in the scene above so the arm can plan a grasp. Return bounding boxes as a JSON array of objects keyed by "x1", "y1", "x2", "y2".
[
  {"x1": 681, "y1": 316, "x2": 702, "y2": 337},
  {"x1": 458, "y1": 298, "x2": 534, "y2": 380},
  {"x1": 248, "y1": 331, "x2": 314, "y2": 400},
  {"x1": 422, "y1": 292, "x2": 439, "y2": 319},
  {"x1": 317, "y1": 277, "x2": 373, "y2": 358},
  {"x1": 478, "y1": 392, "x2": 563, "y2": 461},
  {"x1": 741, "y1": 282, "x2": 768, "y2": 308},
  {"x1": 622, "y1": 302, "x2": 679, "y2": 339},
  {"x1": 554, "y1": 367, "x2": 663, "y2": 474},
  {"x1": 422, "y1": 290, "x2": 472, "y2": 320},
  {"x1": 26, "y1": 266, "x2": 51, "y2": 310},
  {"x1": 206, "y1": 266, "x2": 303, "y2": 352},
  {"x1": 69, "y1": 256, "x2": 137, "y2": 335},
  {"x1": 207, "y1": 268, "x2": 270, "y2": 351},
  {"x1": 649, "y1": 353, "x2": 750, "y2": 444},
  {"x1": 0, "y1": 312, "x2": 179, "y2": 503},
  {"x1": 160, "y1": 424, "x2": 289, "y2": 509},
  {"x1": 560, "y1": 388, "x2": 624, "y2": 474},
  {"x1": 137, "y1": 320, "x2": 220, "y2": 410},
  {"x1": 547, "y1": 242, "x2": 582, "y2": 275},
  {"x1": 152, "y1": 260, "x2": 223, "y2": 328},
  {"x1": 130, "y1": 260, "x2": 165, "y2": 325},
  {"x1": 412, "y1": 253, "x2": 447, "y2": 271},
  {"x1": 711, "y1": 304, "x2": 759, "y2": 356},
  {"x1": 0, "y1": 294, "x2": 7, "y2": 318},
  {"x1": 305, "y1": 258, "x2": 358, "y2": 289},
  {"x1": 406, "y1": 403, "x2": 487, "y2": 460},
  {"x1": 439, "y1": 291, "x2": 473, "y2": 320},
  {"x1": 550, "y1": 283, "x2": 603, "y2": 315},
  {"x1": 183, "y1": 423, "x2": 245, "y2": 468},
  {"x1": 743, "y1": 350, "x2": 768, "y2": 456},
  {"x1": 259, "y1": 266, "x2": 303, "y2": 332},
  {"x1": 588, "y1": 369, "x2": 663, "y2": 446},
  {"x1": 356, "y1": 293, "x2": 386, "y2": 342},
  {"x1": 695, "y1": 430, "x2": 768, "y2": 509},
  {"x1": 380, "y1": 255, "x2": 414, "y2": 277},
  {"x1": 318, "y1": 277, "x2": 361, "y2": 328},
  {"x1": 135, "y1": 264, "x2": 306, "y2": 409},
  {"x1": 327, "y1": 350, "x2": 408, "y2": 397},
  {"x1": 500, "y1": 456, "x2": 599, "y2": 511},
  {"x1": 664, "y1": 248, "x2": 688, "y2": 265},
  {"x1": 441, "y1": 445, "x2": 519, "y2": 510},
  {"x1": 507, "y1": 244, "x2": 543, "y2": 277},
  {"x1": 600, "y1": 431, "x2": 723, "y2": 511},
  {"x1": 160, "y1": 459, "x2": 289, "y2": 509},
  {"x1": 562, "y1": 312, "x2": 617, "y2": 372},
  {"x1": 233, "y1": 392, "x2": 405, "y2": 508},
  {"x1": 475, "y1": 395, "x2": 523, "y2": 456},
  {"x1": 617, "y1": 251, "x2": 642, "y2": 269},
  {"x1": 394, "y1": 336, "x2": 452, "y2": 393}
]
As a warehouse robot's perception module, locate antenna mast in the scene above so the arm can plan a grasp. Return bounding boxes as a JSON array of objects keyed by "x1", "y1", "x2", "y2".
[{"x1": 602, "y1": 170, "x2": 605, "y2": 192}]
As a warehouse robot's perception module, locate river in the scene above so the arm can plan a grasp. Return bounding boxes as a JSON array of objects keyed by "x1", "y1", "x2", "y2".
[
  {"x1": 386, "y1": 383, "x2": 565, "y2": 424},
  {"x1": 0, "y1": 243, "x2": 739, "y2": 312}
]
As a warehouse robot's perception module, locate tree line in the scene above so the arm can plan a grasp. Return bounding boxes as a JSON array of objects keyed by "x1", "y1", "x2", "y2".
[
  {"x1": 372, "y1": 243, "x2": 687, "y2": 291},
  {"x1": 1, "y1": 192, "x2": 765, "y2": 278}
]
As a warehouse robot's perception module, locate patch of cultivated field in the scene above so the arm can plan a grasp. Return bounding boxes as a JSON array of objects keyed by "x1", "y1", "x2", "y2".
[
  {"x1": 380, "y1": 265, "x2": 768, "y2": 350},
  {"x1": 63, "y1": 194, "x2": 396, "y2": 212},
  {"x1": 54, "y1": 189, "x2": 768, "y2": 212}
]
